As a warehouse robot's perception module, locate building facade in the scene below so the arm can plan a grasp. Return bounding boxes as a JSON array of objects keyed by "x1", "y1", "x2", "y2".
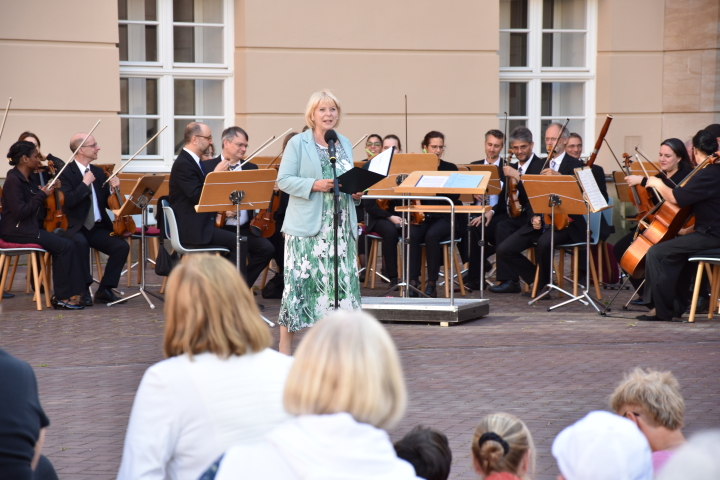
[{"x1": 0, "y1": 0, "x2": 718, "y2": 177}]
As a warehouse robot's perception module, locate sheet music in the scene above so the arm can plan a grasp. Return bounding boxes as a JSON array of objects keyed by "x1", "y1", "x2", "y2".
[
  {"x1": 368, "y1": 147, "x2": 393, "y2": 176},
  {"x1": 576, "y1": 168, "x2": 608, "y2": 212},
  {"x1": 416, "y1": 175, "x2": 448, "y2": 188},
  {"x1": 444, "y1": 173, "x2": 483, "y2": 189}
]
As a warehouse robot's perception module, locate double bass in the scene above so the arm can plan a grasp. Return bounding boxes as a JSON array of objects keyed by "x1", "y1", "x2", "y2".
[{"x1": 620, "y1": 151, "x2": 720, "y2": 278}]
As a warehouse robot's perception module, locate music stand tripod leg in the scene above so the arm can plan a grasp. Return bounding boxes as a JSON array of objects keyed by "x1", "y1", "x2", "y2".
[{"x1": 599, "y1": 274, "x2": 633, "y2": 315}]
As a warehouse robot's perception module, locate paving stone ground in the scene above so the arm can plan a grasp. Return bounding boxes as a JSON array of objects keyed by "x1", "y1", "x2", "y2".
[{"x1": 1, "y1": 265, "x2": 719, "y2": 479}]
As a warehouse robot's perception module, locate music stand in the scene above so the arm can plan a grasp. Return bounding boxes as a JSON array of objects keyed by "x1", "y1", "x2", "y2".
[
  {"x1": 368, "y1": 154, "x2": 438, "y2": 297},
  {"x1": 196, "y1": 169, "x2": 277, "y2": 326},
  {"x1": 521, "y1": 175, "x2": 589, "y2": 306},
  {"x1": 107, "y1": 175, "x2": 166, "y2": 309}
]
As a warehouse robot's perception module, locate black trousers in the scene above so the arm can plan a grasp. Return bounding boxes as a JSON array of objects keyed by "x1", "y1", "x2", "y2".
[
  {"x1": 223, "y1": 225, "x2": 274, "y2": 287},
  {"x1": 269, "y1": 226, "x2": 285, "y2": 273},
  {"x1": 206, "y1": 226, "x2": 239, "y2": 267},
  {"x1": 644, "y1": 231, "x2": 720, "y2": 320},
  {"x1": 468, "y1": 211, "x2": 508, "y2": 280},
  {"x1": 410, "y1": 217, "x2": 454, "y2": 283},
  {"x1": 69, "y1": 226, "x2": 130, "y2": 288},
  {"x1": 370, "y1": 218, "x2": 400, "y2": 280},
  {"x1": 494, "y1": 215, "x2": 535, "y2": 282},
  {"x1": 3, "y1": 231, "x2": 86, "y2": 300}
]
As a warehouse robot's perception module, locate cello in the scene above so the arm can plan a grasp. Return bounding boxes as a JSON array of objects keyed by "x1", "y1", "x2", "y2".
[{"x1": 620, "y1": 150, "x2": 720, "y2": 278}]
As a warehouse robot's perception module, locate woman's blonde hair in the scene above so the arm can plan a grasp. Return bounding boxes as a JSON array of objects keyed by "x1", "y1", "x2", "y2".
[
  {"x1": 283, "y1": 310, "x2": 406, "y2": 429},
  {"x1": 304, "y1": 90, "x2": 342, "y2": 130},
  {"x1": 471, "y1": 413, "x2": 535, "y2": 479},
  {"x1": 163, "y1": 254, "x2": 271, "y2": 359},
  {"x1": 610, "y1": 368, "x2": 684, "y2": 430}
]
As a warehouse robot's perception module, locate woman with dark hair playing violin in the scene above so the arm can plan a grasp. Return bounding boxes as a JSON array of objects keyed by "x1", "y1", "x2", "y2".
[
  {"x1": 0, "y1": 141, "x2": 86, "y2": 309},
  {"x1": 634, "y1": 130, "x2": 720, "y2": 322}
]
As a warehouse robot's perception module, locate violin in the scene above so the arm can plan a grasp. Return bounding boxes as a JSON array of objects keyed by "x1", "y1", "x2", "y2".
[
  {"x1": 505, "y1": 151, "x2": 522, "y2": 219},
  {"x1": 249, "y1": 154, "x2": 283, "y2": 237},
  {"x1": 410, "y1": 200, "x2": 425, "y2": 225},
  {"x1": 376, "y1": 199, "x2": 391, "y2": 211},
  {"x1": 101, "y1": 165, "x2": 136, "y2": 237},
  {"x1": 620, "y1": 151, "x2": 720, "y2": 278},
  {"x1": 42, "y1": 157, "x2": 68, "y2": 234}
]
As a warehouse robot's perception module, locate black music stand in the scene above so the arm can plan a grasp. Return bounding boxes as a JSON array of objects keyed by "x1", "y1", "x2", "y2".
[{"x1": 108, "y1": 175, "x2": 166, "y2": 309}]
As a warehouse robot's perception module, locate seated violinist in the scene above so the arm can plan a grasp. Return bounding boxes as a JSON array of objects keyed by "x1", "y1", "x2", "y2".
[
  {"x1": 0, "y1": 141, "x2": 86, "y2": 309},
  {"x1": 408, "y1": 131, "x2": 463, "y2": 298},
  {"x1": 59, "y1": 133, "x2": 130, "y2": 306},
  {"x1": 615, "y1": 138, "x2": 692, "y2": 302},
  {"x1": 634, "y1": 130, "x2": 720, "y2": 322},
  {"x1": 202, "y1": 126, "x2": 274, "y2": 289},
  {"x1": 490, "y1": 124, "x2": 586, "y2": 296}
]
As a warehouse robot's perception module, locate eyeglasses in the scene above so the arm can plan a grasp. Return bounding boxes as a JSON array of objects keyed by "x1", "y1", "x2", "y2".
[
  {"x1": 366, "y1": 142, "x2": 382, "y2": 147},
  {"x1": 80, "y1": 143, "x2": 98, "y2": 149},
  {"x1": 427, "y1": 145, "x2": 446, "y2": 151},
  {"x1": 194, "y1": 135, "x2": 213, "y2": 140},
  {"x1": 232, "y1": 142, "x2": 249, "y2": 149}
]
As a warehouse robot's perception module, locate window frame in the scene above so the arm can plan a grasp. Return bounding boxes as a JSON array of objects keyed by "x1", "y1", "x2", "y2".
[
  {"x1": 500, "y1": 0, "x2": 597, "y2": 158},
  {"x1": 118, "y1": 0, "x2": 234, "y2": 172}
]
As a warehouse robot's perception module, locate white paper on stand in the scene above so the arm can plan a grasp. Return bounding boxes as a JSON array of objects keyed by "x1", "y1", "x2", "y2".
[
  {"x1": 575, "y1": 167, "x2": 608, "y2": 212},
  {"x1": 416, "y1": 175, "x2": 448, "y2": 188}
]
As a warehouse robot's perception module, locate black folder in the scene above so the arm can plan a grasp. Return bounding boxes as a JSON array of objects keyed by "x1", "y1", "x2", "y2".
[{"x1": 337, "y1": 167, "x2": 385, "y2": 195}]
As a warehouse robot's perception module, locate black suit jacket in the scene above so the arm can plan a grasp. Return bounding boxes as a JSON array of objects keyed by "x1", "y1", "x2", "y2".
[
  {"x1": 59, "y1": 161, "x2": 114, "y2": 238},
  {"x1": 169, "y1": 149, "x2": 216, "y2": 245},
  {"x1": 498, "y1": 153, "x2": 545, "y2": 218}
]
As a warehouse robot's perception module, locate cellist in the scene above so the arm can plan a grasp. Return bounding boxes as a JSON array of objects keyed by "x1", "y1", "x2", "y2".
[
  {"x1": 634, "y1": 130, "x2": 720, "y2": 322},
  {"x1": 615, "y1": 138, "x2": 693, "y2": 303},
  {"x1": 59, "y1": 133, "x2": 129, "y2": 306},
  {"x1": 202, "y1": 126, "x2": 274, "y2": 292}
]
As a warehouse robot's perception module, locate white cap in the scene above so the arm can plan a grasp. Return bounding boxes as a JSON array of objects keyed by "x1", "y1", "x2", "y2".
[{"x1": 552, "y1": 411, "x2": 653, "y2": 480}]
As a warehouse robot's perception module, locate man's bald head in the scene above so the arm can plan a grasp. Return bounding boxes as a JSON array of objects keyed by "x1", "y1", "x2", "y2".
[
  {"x1": 183, "y1": 122, "x2": 213, "y2": 157},
  {"x1": 70, "y1": 133, "x2": 99, "y2": 164},
  {"x1": 70, "y1": 133, "x2": 94, "y2": 152}
]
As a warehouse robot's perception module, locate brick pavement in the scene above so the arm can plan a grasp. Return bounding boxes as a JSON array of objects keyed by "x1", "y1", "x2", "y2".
[{"x1": 1, "y1": 267, "x2": 719, "y2": 479}]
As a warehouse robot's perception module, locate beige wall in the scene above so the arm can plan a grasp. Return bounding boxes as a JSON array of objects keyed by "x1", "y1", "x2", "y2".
[
  {"x1": 0, "y1": 0, "x2": 121, "y2": 179},
  {"x1": 234, "y1": 0, "x2": 500, "y2": 163},
  {"x1": 596, "y1": 0, "x2": 720, "y2": 171}
]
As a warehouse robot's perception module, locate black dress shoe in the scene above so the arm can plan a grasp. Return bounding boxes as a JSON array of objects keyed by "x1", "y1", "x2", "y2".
[
  {"x1": 51, "y1": 296, "x2": 84, "y2": 310},
  {"x1": 685, "y1": 296, "x2": 708, "y2": 315},
  {"x1": 94, "y1": 288, "x2": 125, "y2": 304},
  {"x1": 2, "y1": 292, "x2": 14, "y2": 299},
  {"x1": 489, "y1": 280, "x2": 521, "y2": 294},
  {"x1": 79, "y1": 291, "x2": 94, "y2": 307},
  {"x1": 409, "y1": 280, "x2": 420, "y2": 298},
  {"x1": 465, "y1": 278, "x2": 484, "y2": 291},
  {"x1": 424, "y1": 284, "x2": 437, "y2": 298},
  {"x1": 629, "y1": 297, "x2": 645, "y2": 306},
  {"x1": 388, "y1": 278, "x2": 399, "y2": 288},
  {"x1": 636, "y1": 314, "x2": 675, "y2": 322}
]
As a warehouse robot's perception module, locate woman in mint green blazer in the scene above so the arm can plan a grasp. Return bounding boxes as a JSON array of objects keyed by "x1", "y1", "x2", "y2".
[{"x1": 276, "y1": 90, "x2": 364, "y2": 354}]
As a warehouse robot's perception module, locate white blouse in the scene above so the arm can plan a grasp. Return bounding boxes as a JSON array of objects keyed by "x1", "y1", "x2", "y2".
[{"x1": 117, "y1": 349, "x2": 293, "y2": 480}]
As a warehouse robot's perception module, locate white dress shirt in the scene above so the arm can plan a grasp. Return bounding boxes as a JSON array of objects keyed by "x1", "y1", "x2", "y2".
[
  {"x1": 117, "y1": 349, "x2": 294, "y2": 480},
  {"x1": 517, "y1": 154, "x2": 535, "y2": 176},
  {"x1": 225, "y1": 158, "x2": 249, "y2": 227},
  {"x1": 77, "y1": 160, "x2": 101, "y2": 223},
  {"x1": 183, "y1": 147, "x2": 202, "y2": 172},
  {"x1": 549, "y1": 150, "x2": 566, "y2": 172}
]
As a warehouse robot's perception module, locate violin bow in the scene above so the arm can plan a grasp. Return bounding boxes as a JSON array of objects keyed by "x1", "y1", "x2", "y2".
[
  {"x1": 103, "y1": 125, "x2": 167, "y2": 186},
  {"x1": 241, "y1": 128, "x2": 292, "y2": 167},
  {"x1": 0, "y1": 97, "x2": 12, "y2": 143},
  {"x1": 542, "y1": 118, "x2": 570, "y2": 171},
  {"x1": 47, "y1": 119, "x2": 102, "y2": 188},
  {"x1": 603, "y1": 138, "x2": 627, "y2": 172},
  {"x1": 352, "y1": 134, "x2": 369, "y2": 149}
]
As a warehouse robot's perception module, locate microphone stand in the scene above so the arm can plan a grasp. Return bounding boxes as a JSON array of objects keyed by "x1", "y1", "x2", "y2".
[{"x1": 328, "y1": 140, "x2": 341, "y2": 310}]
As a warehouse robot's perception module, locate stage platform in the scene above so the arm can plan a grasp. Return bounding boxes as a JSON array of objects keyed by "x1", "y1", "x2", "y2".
[{"x1": 361, "y1": 297, "x2": 490, "y2": 326}]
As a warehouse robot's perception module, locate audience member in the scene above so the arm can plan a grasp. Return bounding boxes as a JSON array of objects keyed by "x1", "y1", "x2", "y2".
[
  {"x1": 394, "y1": 425, "x2": 452, "y2": 480},
  {"x1": 208, "y1": 311, "x2": 422, "y2": 479},
  {"x1": 552, "y1": 410, "x2": 652, "y2": 480},
  {"x1": 471, "y1": 413, "x2": 535, "y2": 480},
  {"x1": 656, "y1": 430, "x2": 720, "y2": 480},
  {"x1": 117, "y1": 254, "x2": 293, "y2": 480},
  {"x1": 0, "y1": 349, "x2": 58, "y2": 480},
  {"x1": 610, "y1": 368, "x2": 686, "y2": 474}
]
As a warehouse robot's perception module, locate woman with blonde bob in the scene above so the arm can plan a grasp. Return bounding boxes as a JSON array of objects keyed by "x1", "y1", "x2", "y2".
[
  {"x1": 276, "y1": 90, "x2": 365, "y2": 355},
  {"x1": 117, "y1": 255, "x2": 293, "y2": 480},
  {"x1": 471, "y1": 413, "x2": 535, "y2": 480},
  {"x1": 210, "y1": 311, "x2": 422, "y2": 480}
]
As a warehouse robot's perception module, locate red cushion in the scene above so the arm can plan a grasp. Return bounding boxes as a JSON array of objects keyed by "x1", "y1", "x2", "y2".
[
  {"x1": 135, "y1": 227, "x2": 161, "y2": 235},
  {"x1": 0, "y1": 239, "x2": 43, "y2": 249}
]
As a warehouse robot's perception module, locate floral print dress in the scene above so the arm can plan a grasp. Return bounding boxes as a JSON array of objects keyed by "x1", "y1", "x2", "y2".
[{"x1": 278, "y1": 143, "x2": 361, "y2": 332}]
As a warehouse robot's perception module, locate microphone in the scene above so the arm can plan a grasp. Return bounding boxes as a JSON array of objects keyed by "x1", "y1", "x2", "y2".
[{"x1": 324, "y1": 129, "x2": 338, "y2": 163}]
